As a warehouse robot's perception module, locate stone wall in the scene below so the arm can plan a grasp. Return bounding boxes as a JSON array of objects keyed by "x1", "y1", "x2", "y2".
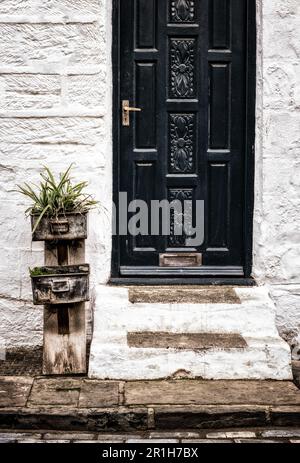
[
  {"x1": 0, "y1": 1, "x2": 299, "y2": 352},
  {"x1": 253, "y1": 0, "x2": 300, "y2": 351}
]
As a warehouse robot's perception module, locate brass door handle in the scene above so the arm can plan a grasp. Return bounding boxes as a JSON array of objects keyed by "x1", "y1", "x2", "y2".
[{"x1": 122, "y1": 100, "x2": 142, "y2": 126}]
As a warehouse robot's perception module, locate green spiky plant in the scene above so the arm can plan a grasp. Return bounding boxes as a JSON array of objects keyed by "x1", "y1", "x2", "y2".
[{"x1": 17, "y1": 165, "x2": 98, "y2": 233}]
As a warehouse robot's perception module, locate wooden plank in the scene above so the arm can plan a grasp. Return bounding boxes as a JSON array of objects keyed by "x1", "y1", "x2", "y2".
[
  {"x1": 43, "y1": 240, "x2": 86, "y2": 375},
  {"x1": 43, "y1": 303, "x2": 86, "y2": 375},
  {"x1": 125, "y1": 380, "x2": 300, "y2": 406},
  {"x1": 0, "y1": 377, "x2": 33, "y2": 408},
  {"x1": 128, "y1": 286, "x2": 240, "y2": 304},
  {"x1": 127, "y1": 332, "x2": 247, "y2": 350}
]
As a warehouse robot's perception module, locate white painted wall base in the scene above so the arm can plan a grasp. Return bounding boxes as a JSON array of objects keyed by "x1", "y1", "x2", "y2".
[{"x1": 89, "y1": 286, "x2": 292, "y2": 380}]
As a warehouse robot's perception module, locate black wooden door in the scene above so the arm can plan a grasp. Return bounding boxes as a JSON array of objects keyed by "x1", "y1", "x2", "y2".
[{"x1": 113, "y1": 0, "x2": 255, "y2": 278}]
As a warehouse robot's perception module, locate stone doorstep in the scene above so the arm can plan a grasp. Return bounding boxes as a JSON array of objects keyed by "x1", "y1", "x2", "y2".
[
  {"x1": 90, "y1": 285, "x2": 293, "y2": 381},
  {"x1": 2, "y1": 377, "x2": 300, "y2": 410},
  {"x1": 0, "y1": 376, "x2": 299, "y2": 431},
  {"x1": 0, "y1": 406, "x2": 300, "y2": 432},
  {"x1": 128, "y1": 286, "x2": 241, "y2": 305},
  {"x1": 124, "y1": 380, "x2": 300, "y2": 406},
  {"x1": 27, "y1": 378, "x2": 120, "y2": 408}
]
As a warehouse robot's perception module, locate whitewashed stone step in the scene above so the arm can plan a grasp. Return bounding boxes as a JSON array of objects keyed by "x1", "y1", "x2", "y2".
[
  {"x1": 89, "y1": 338, "x2": 291, "y2": 380},
  {"x1": 89, "y1": 286, "x2": 292, "y2": 380}
]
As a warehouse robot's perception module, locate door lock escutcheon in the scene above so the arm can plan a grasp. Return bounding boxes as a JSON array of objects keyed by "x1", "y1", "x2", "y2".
[{"x1": 122, "y1": 100, "x2": 142, "y2": 126}]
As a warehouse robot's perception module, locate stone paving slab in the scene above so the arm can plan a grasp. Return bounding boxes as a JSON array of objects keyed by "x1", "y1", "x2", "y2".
[
  {"x1": 43, "y1": 432, "x2": 97, "y2": 440},
  {"x1": 206, "y1": 431, "x2": 256, "y2": 438},
  {"x1": 0, "y1": 407, "x2": 149, "y2": 432},
  {"x1": 0, "y1": 407, "x2": 270, "y2": 432},
  {"x1": 78, "y1": 380, "x2": 119, "y2": 408},
  {"x1": 0, "y1": 432, "x2": 42, "y2": 440},
  {"x1": 153, "y1": 405, "x2": 268, "y2": 429},
  {"x1": 28, "y1": 378, "x2": 82, "y2": 407},
  {"x1": 261, "y1": 429, "x2": 300, "y2": 438},
  {"x1": 149, "y1": 431, "x2": 200, "y2": 439},
  {"x1": 125, "y1": 380, "x2": 300, "y2": 406},
  {"x1": 233, "y1": 439, "x2": 284, "y2": 444},
  {"x1": 0, "y1": 376, "x2": 299, "y2": 432},
  {"x1": 0, "y1": 377, "x2": 33, "y2": 408},
  {"x1": 181, "y1": 439, "x2": 233, "y2": 443},
  {"x1": 128, "y1": 286, "x2": 241, "y2": 304},
  {"x1": 269, "y1": 406, "x2": 300, "y2": 427}
]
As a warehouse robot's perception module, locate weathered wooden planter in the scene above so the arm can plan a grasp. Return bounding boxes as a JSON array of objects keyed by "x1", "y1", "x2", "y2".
[
  {"x1": 29, "y1": 212, "x2": 89, "y2": 375},
  {"x1": 31, "y1": 264, "x2": 89, "y2": 305},
  {"x1": 31, "y1": 212, "x2": 87, "y2": 241}
]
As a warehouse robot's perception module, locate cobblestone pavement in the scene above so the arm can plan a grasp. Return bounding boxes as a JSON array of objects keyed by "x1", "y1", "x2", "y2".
[
  {"x1": 0, "y1": 428, "x2": 300, "y2": 444},
  {"x1": 0, "y1": 347, "x2": 90, "y2": 376},
  {"x1": 0, "y1": 428, "x2": 299, "y2": 443},
  {"x1": 0, "y1": 348, "x2": 43, "y2": 376}
]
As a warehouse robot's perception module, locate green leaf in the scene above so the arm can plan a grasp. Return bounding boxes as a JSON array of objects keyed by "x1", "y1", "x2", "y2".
[
  {"x1": 17, "y1": 164, "x2": 98, "y2": 221},
  {"x1": 32, "y1": 204, "x2": 51, "y2": 233}
]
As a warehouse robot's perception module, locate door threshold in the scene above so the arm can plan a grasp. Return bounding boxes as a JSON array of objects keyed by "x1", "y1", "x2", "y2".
[{"x1": 109, "y1": 277, "x2": 256, "y2": 286}]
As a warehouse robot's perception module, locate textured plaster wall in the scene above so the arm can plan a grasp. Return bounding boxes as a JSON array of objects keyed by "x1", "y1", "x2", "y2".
[
  {"x1": 253, "y1": 0, "x2": 300, "y2": 351},
  {"x1": 0, "y1": 1, "x2": 299, "y2": 351},
  {"x1": 0, "y1": 0, "x2": 113, "y2": 347}
]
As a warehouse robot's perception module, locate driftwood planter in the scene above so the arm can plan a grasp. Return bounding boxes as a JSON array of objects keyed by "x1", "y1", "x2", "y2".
[
  {"x1": 31, "y1": 264, "x2": 89, "y2": 305},
  {"x1": 31, "y1": 212, "x2": 87, "y2": 241}
]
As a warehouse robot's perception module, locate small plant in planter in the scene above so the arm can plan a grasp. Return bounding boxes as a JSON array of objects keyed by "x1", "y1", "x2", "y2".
[
  {"x1": 17, "y1": 165, "x2": 97, "y2": 241},
  {"x1": 18, "y1": 165, "x2": 97, "y2": 306},
  {"x1": 30, "y1": 265, "x2": 90, "y2": 305}
]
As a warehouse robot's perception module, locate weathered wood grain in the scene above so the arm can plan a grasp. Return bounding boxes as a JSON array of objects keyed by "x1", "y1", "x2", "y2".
[{"x1": 43, "y1": 240, "x2": 86, "y2": 375}]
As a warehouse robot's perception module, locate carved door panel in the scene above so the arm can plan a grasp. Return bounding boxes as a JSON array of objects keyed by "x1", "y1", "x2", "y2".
[{"x1": 114, "y1": 0, "x2": 253, "y2": 277}]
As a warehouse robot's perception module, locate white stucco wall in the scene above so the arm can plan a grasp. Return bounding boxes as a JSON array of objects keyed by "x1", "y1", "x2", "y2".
[
  {"x1": 0, "y1": 1, "x2": 299, "y2": 352},
  {"x1": 253, "y1": 0, "x2": 300, "y2": 351}
]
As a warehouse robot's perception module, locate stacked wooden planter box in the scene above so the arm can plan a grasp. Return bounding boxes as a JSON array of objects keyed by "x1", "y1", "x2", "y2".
[{"x1": 30, "y1": 213, "x2": 89, "y2": 375}]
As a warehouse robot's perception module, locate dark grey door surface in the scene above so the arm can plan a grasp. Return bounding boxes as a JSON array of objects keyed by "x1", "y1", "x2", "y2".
[{"x1": 113, "y1": 0, "x2": 255, "y2": 278}]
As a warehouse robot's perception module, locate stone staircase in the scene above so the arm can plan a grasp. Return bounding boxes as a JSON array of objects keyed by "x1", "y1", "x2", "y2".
[{"x1": 89, "y1": 286, "x2": 292, "y2": 380}]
